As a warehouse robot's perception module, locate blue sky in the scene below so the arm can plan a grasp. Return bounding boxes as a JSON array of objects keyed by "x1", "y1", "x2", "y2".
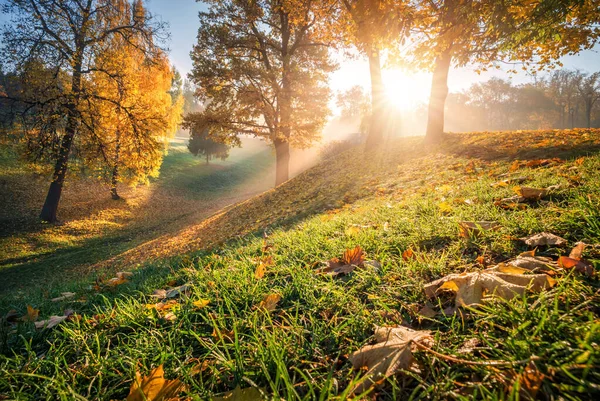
[{"x1": 2, "y1": 0, "x2": 599, "y2": 98}]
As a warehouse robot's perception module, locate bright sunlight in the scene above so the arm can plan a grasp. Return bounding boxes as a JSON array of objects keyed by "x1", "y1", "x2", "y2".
[{"x1": 382, "y1": 69, "x2": 432, "y2": 110}]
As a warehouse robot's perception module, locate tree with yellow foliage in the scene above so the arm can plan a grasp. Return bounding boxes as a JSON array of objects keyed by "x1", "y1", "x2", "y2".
[
  {"x1": 85, "y1": 0, "x2": 182, "y2": 199},
  {"x1": 0, "y1": 0, "x2": 168, "y2": 222}
]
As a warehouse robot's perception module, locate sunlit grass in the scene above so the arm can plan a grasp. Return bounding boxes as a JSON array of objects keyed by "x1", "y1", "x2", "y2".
[{"x1": 1, "y1": 129, "x2": 599, "y2": 399}]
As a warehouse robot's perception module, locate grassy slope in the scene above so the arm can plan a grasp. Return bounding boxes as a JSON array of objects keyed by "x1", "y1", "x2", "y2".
[
  {"x1": 0, "y1": 137, "x2": 275, "y2": 295},
  {"x1": 1, "y1": 129, "x2": 600, "y2": 400}
]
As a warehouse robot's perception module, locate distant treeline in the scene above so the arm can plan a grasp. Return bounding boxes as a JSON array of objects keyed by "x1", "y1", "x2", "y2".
[{"x1": 445, "y1": 69, "x2": 600, "y2": 132}]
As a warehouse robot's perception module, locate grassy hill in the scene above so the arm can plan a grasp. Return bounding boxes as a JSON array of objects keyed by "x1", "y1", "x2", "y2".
[{"x1": 1, "y1": 129, "x2": 599, "y2": 400}]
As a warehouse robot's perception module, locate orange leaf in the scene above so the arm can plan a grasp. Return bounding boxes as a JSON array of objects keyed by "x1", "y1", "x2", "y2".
[
  {"x1": 558, "y1": 256, "x2": 594, "y2": 277},
  {"x1": 342, "y1": 245, "x2": 365, "y2": 266},
  {"x1": 402, "y1": 248, "x2": 415, "y2": 262}
]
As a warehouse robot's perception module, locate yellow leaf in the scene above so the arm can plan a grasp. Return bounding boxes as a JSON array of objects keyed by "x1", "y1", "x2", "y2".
[
  {"x1": 193, "y1": 299, "x2": 210, "y2": 309},
  {"x1": 21, "y1": 305, "x2": 39, "y2": 322},
  {"x1": 258, "y1": 293, "x2": 281, "y2": 311},
  {"x1": 438, "y1": 202, "x2": 453, "y2": 215},
  {"x1": 211, "y1": 386, "x2": 265, "y2": 401},
  {"x1": 127, "y1": 365, "x2": 184, "y2": 401}
]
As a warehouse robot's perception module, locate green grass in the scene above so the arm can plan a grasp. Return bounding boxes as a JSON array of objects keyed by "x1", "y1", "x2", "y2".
[
  {"x1": 0, "y1": 137, "x2": 275, "y2": 297},
  {"x1": 1, "y1": 130, "x2": 599, "y2": 400}
]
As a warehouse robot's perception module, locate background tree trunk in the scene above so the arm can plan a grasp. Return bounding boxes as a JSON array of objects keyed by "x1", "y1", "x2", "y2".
[
  {"x1": 40, "y1": 63, "x2": 83, "y2": 222},
  {"x1": 425, "y1": 48, "x2": 452, "y2": 143},
  {"x1": 274, "y1": 138, "x2": 290, "y2": 186},
  {"x1": 110, "y1": 131, "x2": 121, "y2": 200},
  {"x1": 585, "y1": 100, "x2": 592, "y2": 128},
  {"x1": 365, "y1": 45, "x2": 385, "y2": 150}
]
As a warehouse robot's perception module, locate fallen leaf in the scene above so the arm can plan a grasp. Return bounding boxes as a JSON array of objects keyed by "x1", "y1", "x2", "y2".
[
  {"x1": 438, "y1": 202, "x2": 453, "y2": 214},
  {"x1": 424, "y1": 267, "x2": 555, "y2": 307},
  {"x1": 520, "y1": 232, "x2": 567, "y2": 247},
  {"x1": 150, "y1": 283, "x2": 192, "y2": 299},
  {"x1": 458, "y1": 221, "x2": 500, "y2": 238},
  {"x1": 513, "y1": 186, "x2": 547, "y2": 200},
  {"x1": 51, "y1": 292, "x2": 76, "y2": 302},
  {"x1": 508, "y1": 255, "x2": 557, "y2": 272},
  {"x1": 163, "y1": 312, "x2": 177, "y2": 322},
  {"x1": 402, "y1": 248, "x2": 415, "y2": 262},
  {"x1": 491, "y1": 176, "x2": 528, "y2": 188},
  {"x1": 558, "y1": 256, "x2": 594, "y2": 277},
  {"x1": 211, "y1": 386, "x2": 265, "y2": 401},
  {"x1": 126, "y1": 365, "x2": 184, "y2": 401},
  {"x1": 34, "y1": 314, "x2": 68, "y2": 330},
  {"x1": 345, "y1": 226, "x2": 362, "y2": 236},
  {"x1": 254, "y1": 263, "x2": 266, "y2": 279},
  {"x1": 514, "y1": 361, "x2": 545, "y2": 400},
  {"x1": 21, "y1": 305, "x2": 39, "y2": 322},
  {"x1": 258, "y1": 293, "x2": 282, "y2": 312},
  {"x1": 569, "y1": 242, "x2": 585, "y2": 259},
  {"x1": 146, "y1": 300, "x2": 179, "y2": 311},
  {"x1": 316, "y1": 246, "x2": 365, "y2": 276},
  {"x1": 193, "y1": 299, "x2": 210, "y2": 309},
  {"x1": 107, "y1": 271, "x2": 133, "y2": 286},
  {"x1": 349, "y1": 326, "x2": 433, "y2": 394},
  {"x1": 417, "y1": 305, "x2": 437, "y2": 319}
]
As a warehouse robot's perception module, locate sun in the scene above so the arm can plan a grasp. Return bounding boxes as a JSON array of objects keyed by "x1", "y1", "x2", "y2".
[{"x1": 383, "y1": 69, "x2": 431, "y2": 111}]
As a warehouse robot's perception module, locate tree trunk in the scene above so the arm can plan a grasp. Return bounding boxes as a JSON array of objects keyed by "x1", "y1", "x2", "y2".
[
  {"x1": 40, "y1": 61, "x2": 83, "y2": 222},
  {"x1": 274, "y1": 138, "x2": 289, "y2": 186},
  {"x1": 585, "y1": 100, "x2": 592, "y2": 128},
  {"x1": 365, "y1": 45, "x2": 385, "y2": 150},
  {"x1": 110, "y1": 131, "x2": 121, "y2": 200},
  {"x1": 425, "y1": 48, "x2": 452, "y2": 143}
]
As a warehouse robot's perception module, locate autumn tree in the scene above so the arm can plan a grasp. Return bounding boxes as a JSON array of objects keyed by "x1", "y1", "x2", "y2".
[
  {"x1": 0, "y1": 0, "x2": 166, "y2": 222},
  {"x1": 184, "y1": 0, "x2": 336, "y2": 186},
  {"x1": 188, "y1": 128, "x2": 230, "y2": 164},
  {"x1": 85, "y1": 1, "x2": 182, "y2": 199},
  {"x1": 406, "y1": 0, "x2": 600, "y2": 143},
  {"x1": 336, "y1": 0, "x2": 412, "y2": 149}
]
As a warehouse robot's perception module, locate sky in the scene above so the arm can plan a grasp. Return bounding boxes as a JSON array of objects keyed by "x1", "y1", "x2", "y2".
[
  {"x1": 1, "y1": 0, "x2": 600, "y2": 108},
  {"x1": 145, "y1": 0, "x2": 600, "y2": 110}
]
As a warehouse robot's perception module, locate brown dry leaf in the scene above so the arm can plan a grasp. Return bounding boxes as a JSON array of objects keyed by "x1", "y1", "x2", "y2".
[
  {"x1": 417, "y1": 305, "x2": 437, "y2": 320},
  {"x1": 258, "y1": 293, "x2": 282, "y2": 312},
  {"x1": 424, "y1": 267, "x2": 555, "y2": 307},
  {"x1": 569, "y1": 242, "x2": 585, "y2": 259},
  {"x1": 491, "y1": 176, "x2": 528, "y2": 188},
  {"x1": 317, "y1": 246, "x2": 365, "y2": 276},
  {"x1": 514, "y1": 361, "x2": 545, "y2": 400},
  {"x1": 34, "y1": 314, "x2": 69, "y2": 330},
  {"x1": 193, "y1": 299, "x2": 210, "y2": 309},
  {"x1": 520, "y1": 232, "x2": 567, "y2": 247},
  {"x1": 51, "y1": 292, "x2": 76, "y2": 302},
  {"x1": 211, "y1": 386, "x2": 265, "y2": 401},
  {"x1": 458, "y1": 221, "x2": 500, "y2": 238},
  {"x1": 508, "y1": 255, "x2": 557, "y2": 273},
  {"x1": 558, "y1": 256, "x2": 594, "y2": 277},
  {"x1": 402, "y1": 248, "x2": 415, "y2": 262},
  {"x1": 513, "y1": 186, "x2": 547, "y2": 200},
  {"x1": 163, "y1": 312, "x2": 177, "y2": 322},
  {"x1": 126, "y1": 364, "x2": 184, "y2": 401},
  {"x1": 349, "y1": 326, "x2": 433, "y2": 394},
  {"x1": 21, "y1": 305, "x2": 39, "y2": 322},
  {"x1": 107, "y1": 271, "x2": 133, "y2": 286},
  {"x1": 343, "y1": 245, "x2": 365, "y2": 265},
  {"x1": 212, "y1": 327, "x2": 235, "y2": 342},
  {"x1": 151, "y1": 283, "x2": 192, "y2": 300}
]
